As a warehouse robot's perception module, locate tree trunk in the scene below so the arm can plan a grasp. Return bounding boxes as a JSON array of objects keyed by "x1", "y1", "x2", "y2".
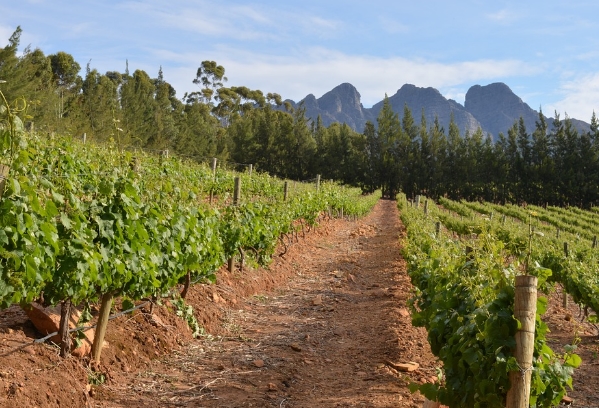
[{"x1": 180, "y1": 270, "x2": 191, "y2": 299}]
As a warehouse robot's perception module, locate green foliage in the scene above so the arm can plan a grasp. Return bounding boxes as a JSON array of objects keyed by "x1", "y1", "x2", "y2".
[
  {"x1": 401, "y1": 200, "x2": 581, "y2": 407},
  {"x1": 0, "y1": 130, "x2": 378, "y2": 312}
]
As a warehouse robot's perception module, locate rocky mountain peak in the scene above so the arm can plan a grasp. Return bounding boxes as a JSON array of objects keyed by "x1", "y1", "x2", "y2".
[
  {"x1": 369, "y1": 84, "x2": 483, "y2": 135},
  {"x1": 465, "y1": 82, "x2": 539, "y2": 136},
  {"x1": 318, "y1": 82, "x2": 363, "y2": 114},
  {"x1": 283, "y1": 81, "x2": 590, "y2": 138}
]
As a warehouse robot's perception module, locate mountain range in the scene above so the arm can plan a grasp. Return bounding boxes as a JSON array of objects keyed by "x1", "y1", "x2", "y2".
[{"x1": 285, "y1": 82, "x2": 591, "y2": 138}]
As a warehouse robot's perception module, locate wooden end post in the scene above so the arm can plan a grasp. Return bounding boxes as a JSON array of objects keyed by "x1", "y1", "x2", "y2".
[
  {"x1": 233, "y1": 177, "x2": 241, "y2": 206},
  {"x1": 563, "y1": 242, "x2": 569, "y2": 308},
  {"x1": 0, "y1": 164, "x2": 9, "y2": 199},
  {"x1": 506, "y1": 275, "x2": 538, "y2": 408},
  {"x1": 91, "y1": 292, "x2": 114, "y2": 364}
]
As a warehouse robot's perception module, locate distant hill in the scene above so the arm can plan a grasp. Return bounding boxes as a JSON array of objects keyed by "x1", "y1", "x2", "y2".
[
  {"x1": 369, "y1": 84, "x2": 482, "y2": 135},
  {"x1": 464, "y1": 83, "x2": 540, "y2": 137},
  {"x1": 284, "y1": 82, "x2": 591, "y2": 138},
  {"x1": 287, "y1": 83, "x2": 375, "y2": 131}
]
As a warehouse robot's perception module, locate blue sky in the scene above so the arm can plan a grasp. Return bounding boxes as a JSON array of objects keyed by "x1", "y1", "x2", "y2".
[{"x1": 2, "y1": 0, "x2": 599, "y2": 122}]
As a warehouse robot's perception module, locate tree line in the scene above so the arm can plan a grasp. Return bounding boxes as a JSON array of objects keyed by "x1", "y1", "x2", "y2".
[{"x1": 2, "y1": 26, "x2": 599, "y2": 207}]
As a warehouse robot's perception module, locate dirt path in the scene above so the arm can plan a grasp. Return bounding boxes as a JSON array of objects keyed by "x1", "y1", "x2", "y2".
[{"x1": 95, "y1": 199, "x2": 437, "y2": 408}]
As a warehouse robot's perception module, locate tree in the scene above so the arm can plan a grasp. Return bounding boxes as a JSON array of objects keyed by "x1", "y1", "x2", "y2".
[
  {"x1": 74, "y1": 65, "x2": 120, "y2": 141},
  {"x1": 530, "y1": 109, "x2": 552, "y2": 204},
  {"x1": 47, "y1": 52, "x2": 82, "y2": 128},
  {"x1": 120, "y1": 69, "x2": 158, "y2": 147},
  {"x1": 550, "y1": 112, "x2": 567, "y2": 204},
  {"x1": 152, "y1": 67, "x2": 178, "y2": 150},
  {"x1": 516, "y1": 117, "x2": 531, "y2": 200},
  {"x1": 427, "y1": 116, "x2": 447, "y2": 198},
  {"x1": 376, "y1": 96, "x2": 401, "y2": 198},
  {"x1": 191, "y1": 60, "x2": 227, "y2": 105},
  {"x1": 0, "y1": 26, "x2": 23, "y2": 98},
  {"x1": 363, "y1": 121, "x2": 380, "y2": 193},
  {"x1": 288, "y1": 103, "x2": 316, "y2": 180},
  {"x1": 445, "y1": 113, "x2": 465, "y2": 198}
]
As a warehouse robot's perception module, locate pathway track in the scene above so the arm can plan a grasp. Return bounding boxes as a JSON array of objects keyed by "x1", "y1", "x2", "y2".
[{"x1": 97, "y1": 199, "x2": 438, "y2": 408}]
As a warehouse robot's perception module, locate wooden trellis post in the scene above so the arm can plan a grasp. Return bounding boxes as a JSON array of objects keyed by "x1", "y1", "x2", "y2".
[
  {"x1": 233, "y1": 177, "x2": 241, "y2": 206},
  {"x1": 228, "y1": 177, "x2": 242, "y2": 272},
  {"x1": 506, "y1": 275, "x2": 538, "y2": 408},
  {"x1": 91, "y1": 292, "x2": 114, "y2": 363},
  {"x1": 0, "y1": 164, "x2": 9, "y2": 199},
  {"x1": 210, "y1": 158, "x2": 217, "y2": 204},
  {"x1": 563, "y1": 242, "x2": 569, "y2": 308},
  {"x1": 211, "y1": 157, "x2": 217, "y2": 175}
]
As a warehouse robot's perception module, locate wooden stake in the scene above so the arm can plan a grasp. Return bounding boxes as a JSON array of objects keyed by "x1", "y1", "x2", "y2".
[
  {"x1": 233, "y1": 177, "x2": 241, "y2": 206},
  {"x1": 58, "y1": 300, "x2": 72, "y2": 358},
  {"x1": 283, "y1": 181, "x2": 289, "y2": 201},
  {"x1": 0, "y1": 164, "x2": 9, "y2": 199},
  {"x1": 563, "y1": 242, "x2": 569, "y2": 308},
  {"x1": 507, "y1": 275, "x2": 538, "y2": 408},
  {"x1": 211, "y1": 157, "x2": 217, "y2": 176},
  {"x1": 129, "y1": 156, "x2": 140, "y2": 172},
  {"x1": 316, "y1": 175, "x2": 321, "y2": 192},
  {"x1": 91, "y1": 292, "x2": 114, "y2": 364}
]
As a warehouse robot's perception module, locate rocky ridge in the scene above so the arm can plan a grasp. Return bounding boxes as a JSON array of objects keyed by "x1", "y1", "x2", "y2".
[{"x1": 285, "y1": 82, "x2": 591, "y2": 138}]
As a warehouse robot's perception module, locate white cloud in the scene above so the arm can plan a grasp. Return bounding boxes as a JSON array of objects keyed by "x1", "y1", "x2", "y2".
[
  {"x1": 379, "y1": 17, "x2": 409, "y2": 34},
  {"x1": 547, "y1": 73, "x2": 599, "y2": 121},
  {"x1": 120, "y1": 1, "x2": 287, "y2": 42},
  {"x1": 307, "y1": 16, "x2": 340, "y2": 31},
  {"x1": 485, "y1": 8, "x2": 521, "y2": 23},
  {"x1": 442, "y1": 88, "x2": 467, "y2": 104}
]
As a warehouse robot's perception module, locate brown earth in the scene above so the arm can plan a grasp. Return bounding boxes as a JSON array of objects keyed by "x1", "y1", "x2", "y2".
[{"x1": 0, "y1": 199, "x2": 597, "y2": 408}]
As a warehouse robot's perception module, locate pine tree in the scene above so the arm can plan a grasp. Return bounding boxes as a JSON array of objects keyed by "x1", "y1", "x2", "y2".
[{"x1": 376, "y1": 96, "x2": 401, "y2": 198}]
